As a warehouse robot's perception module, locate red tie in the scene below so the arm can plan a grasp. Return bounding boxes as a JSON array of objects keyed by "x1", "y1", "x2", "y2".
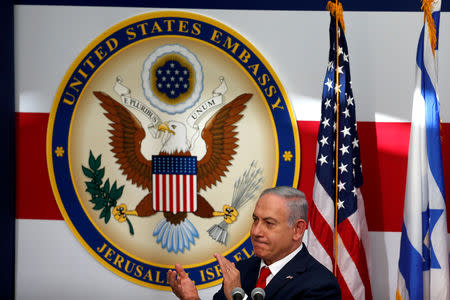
[{"x1": 255, "y1": 266, "x2": 271, "y2": 289}]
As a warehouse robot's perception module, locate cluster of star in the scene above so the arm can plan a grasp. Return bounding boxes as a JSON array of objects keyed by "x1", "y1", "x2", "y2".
[
  {"x1": 315, "y1": 35, "x2": 363, "y2": 222},
  {"x1": 152, "y1": 156, "x2": 197, "y2": 175},
  {"x1": 155, "y1": 60, "x2": 190, "y2": 98}
]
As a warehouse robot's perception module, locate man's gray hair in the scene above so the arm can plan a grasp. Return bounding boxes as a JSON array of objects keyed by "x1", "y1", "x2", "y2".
[{"x1": 260, "y1": 186, "x2": 308, "y2": 226}]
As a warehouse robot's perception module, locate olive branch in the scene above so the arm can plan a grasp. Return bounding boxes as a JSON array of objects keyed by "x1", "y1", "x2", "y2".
[{"x1": 82, "y1": 151, "x2": 134, "y2": 235}]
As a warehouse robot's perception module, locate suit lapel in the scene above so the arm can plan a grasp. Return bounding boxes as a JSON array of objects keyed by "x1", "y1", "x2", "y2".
[
  {"x1": 241, "y1": 257, "x2": 261, "y2": 296},
  {"x1": 264, "y1": 246, "x2": 309, "y2": 299}
]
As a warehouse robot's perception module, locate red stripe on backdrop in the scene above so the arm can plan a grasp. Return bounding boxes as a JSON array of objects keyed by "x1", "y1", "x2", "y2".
[
  {"x1": 297, "y1": 120, "x2": 450, "y2": 232},
  {"x1": 15, "y1": 113, "x2": 62, "y2": 220},
  {"x1": 15, "y1": 113, "x2": 450, "y2": 232}
]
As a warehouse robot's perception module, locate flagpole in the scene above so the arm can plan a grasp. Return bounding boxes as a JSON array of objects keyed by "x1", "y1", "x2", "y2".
[
  {"x1": 327, "y1": 0, "x2": 343, "y2": 277},
  {"x1": 333, "y1": 0, "x2": 339, "y2": 276}
]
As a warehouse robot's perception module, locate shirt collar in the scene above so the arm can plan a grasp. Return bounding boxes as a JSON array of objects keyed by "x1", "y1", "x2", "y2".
[{"x1": 259, "y1": 243, "x2": 303, "y2": 278}]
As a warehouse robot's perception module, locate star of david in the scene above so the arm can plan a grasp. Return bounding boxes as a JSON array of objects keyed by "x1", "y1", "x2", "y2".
[{"x1": 422, "y1": 205, "x2": 444, "y2": 270}]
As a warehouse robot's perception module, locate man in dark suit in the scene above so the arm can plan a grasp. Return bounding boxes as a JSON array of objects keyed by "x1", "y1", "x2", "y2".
[{"x1": 168, "y1": 186, "x2": 341, "y2": 300}]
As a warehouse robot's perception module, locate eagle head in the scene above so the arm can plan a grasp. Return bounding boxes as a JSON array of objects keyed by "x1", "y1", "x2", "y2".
[{"x1": 158, "y1": 121, "x2": 190, "y2": 154}]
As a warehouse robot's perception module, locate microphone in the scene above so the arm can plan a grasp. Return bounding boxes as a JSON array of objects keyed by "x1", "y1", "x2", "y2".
[
  {"x1": 231, "y1": 287, "x2": 245, "y2": 300},
  {"x1": 251, "y1": 287, "x2": 266, "y2": 300}
]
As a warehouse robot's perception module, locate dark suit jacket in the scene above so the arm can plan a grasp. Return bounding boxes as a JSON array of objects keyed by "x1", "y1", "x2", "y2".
[{"x1": 213, "y1": 245, "x2": 341, "y2": 300}]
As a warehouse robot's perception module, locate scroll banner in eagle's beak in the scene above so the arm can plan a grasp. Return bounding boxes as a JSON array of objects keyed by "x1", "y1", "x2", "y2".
[
  {"x1": 186, "y1": 94, "x2": 224, "y2": 128},
  {"x1": 186, "y1": 76, "x2": 227, "y2": 128},
  {"x1": 114, "y1": 76, "x2": 162, "y2": 138},
  {"x1": 186, "y1": 76, "x2": 226, "y2": 150}
]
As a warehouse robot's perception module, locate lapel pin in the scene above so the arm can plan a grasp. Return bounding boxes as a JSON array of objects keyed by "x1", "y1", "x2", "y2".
[{"x1": 286, "y1": 275, "x2": 293, "y2": 280}]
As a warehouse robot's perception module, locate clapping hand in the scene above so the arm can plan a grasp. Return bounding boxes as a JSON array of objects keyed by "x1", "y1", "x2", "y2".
[
  {"x1": 214, "y1": 253, "x2": 242, "y2": 300},
  {"x1": 167, "y1": 264, "x2": 200, "y2": 300}
]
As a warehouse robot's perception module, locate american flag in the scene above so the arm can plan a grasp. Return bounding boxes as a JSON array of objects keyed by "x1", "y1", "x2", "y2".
[
  {"x1": 152, "y1": 155, "x2": 197, "y2": 214},
  {"x1": 307, "y1": 8, "x2": 373, "y2": 300}
]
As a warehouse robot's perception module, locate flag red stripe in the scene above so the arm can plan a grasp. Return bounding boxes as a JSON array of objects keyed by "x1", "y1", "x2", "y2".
[
  {"x1": 308, "y1": 200, "x2": 335, "y2": 260},
  {"x1": 176, "y1": 175, "x2": 181, "y2": 213},
  {"x1": 154, "y1": 174, "x2": 160, "y2": 211},
  {"x1": 177, "y1": 175, "x2": 181, "y2": 212},
  {"x1": 162, "y1": 175, "x2": 168, "y2": 211},
  {"x1": 14, "y1": 113, "x2": 450, "y2": 232},
  {"x1": 336, "y1": 266, "x2": 354, "y2": 300},
  {"x1": 182, "y1": 176, "x2": 191, "y2": 211},
  {"x1": 169, "y1": 174, "x2": 173, "y2": 213},
  {"x1": 190, "y1": 175, "x2": 194, "y2": 211},
  {"x1": 338, "y1": 218, "x2": 372, "y2": 300}
]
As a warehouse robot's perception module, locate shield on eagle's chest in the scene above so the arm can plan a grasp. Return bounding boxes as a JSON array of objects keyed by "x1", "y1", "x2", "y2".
[{"x1": 152, "y1": 155, "x2": 198, "y2": 214}]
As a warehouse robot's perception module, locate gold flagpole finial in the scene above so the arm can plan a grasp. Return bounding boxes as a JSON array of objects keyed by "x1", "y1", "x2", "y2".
[
  {"x1": 421, "y1": 0, "x2": 438, "y2": 57},
  {"x1": 327, "y1": 1, "x2": 345, "y2": 32}
]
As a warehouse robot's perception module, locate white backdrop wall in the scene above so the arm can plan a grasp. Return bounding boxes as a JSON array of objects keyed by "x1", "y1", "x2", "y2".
[{"x1": 14, "y1": 5, "x2": 450, "y2": 300}]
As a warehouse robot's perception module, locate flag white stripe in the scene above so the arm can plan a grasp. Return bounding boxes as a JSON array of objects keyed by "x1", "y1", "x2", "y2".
[
  {"x1": 402, "y1": 88, "x2": 427, "y2": 253},
  {"x1": 346, "y1": 189, "x2": 371, "y2": 266},
  {"x1": 337, "y1": 234, "x2": 365, "y2": 299},
  {"x1": 165, "y1": 175, "x2": 170, "y2": 212},
  {"x1": 159, "y1": 174, "x2": 164, "y2": 211},
  {"x1": 186, "y1": 176, "x2": 191, "y2": 212},
  {"x1": 172, "y1": 175, "x2": 177, "y2": 214},
  {"x1": 152, "y1": 174, "x2": 156, "y2": 210},
  {"x1": 192, "y1": 175, "x2": 197, "y2": 211},
  {"x1": 312, "y1": 175, "x2": 335, "y2": 228},
  {"x1": 307, "y1": 226, "x2": 333, "y2": 271},
  {"x1": 179, "y1": 175, "x2": 184, "y2": 212}
]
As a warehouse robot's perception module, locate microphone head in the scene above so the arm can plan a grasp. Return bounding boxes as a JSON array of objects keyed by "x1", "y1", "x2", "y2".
[
  {"x1": 251, "y1": 287, "x2": 266, "y2": 300},
  {"x1": 231, "y1": 287, "x2": 245, "y2": 297},
  {"x1": 231, "y1": 287, "x2": 245, "y2": 300}
]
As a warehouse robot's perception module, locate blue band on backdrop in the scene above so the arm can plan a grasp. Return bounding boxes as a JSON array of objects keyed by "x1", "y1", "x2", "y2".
[
  {"x1": 13, "y1": 0, "x2": 450, "y2": 12},
  {"x1": 1, "y1": 1, "x2": 15, "y2": 299}
]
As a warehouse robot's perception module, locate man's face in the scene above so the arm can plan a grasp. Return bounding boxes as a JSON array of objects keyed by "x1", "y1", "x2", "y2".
[{"x1": 250, "y1": 193, "x2": 302, "y2": 265}]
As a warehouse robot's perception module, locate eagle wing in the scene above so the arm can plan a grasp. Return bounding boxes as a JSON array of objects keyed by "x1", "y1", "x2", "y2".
[
  {"x1": 93, "y1": 91, "x2": 152, "y2": 191},
  {"x1": 197, "y1": 93, "x2": 252, "y2": 190}
]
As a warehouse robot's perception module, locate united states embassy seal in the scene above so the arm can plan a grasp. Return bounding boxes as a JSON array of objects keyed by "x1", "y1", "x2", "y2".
[{"x1": 47, "y1": 11, "x2": 300, "y2": 290}]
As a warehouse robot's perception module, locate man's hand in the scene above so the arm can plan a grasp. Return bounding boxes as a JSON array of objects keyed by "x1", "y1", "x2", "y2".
[
  {"x1": 214, "y1": 253, "x2": 242, "y2": 300},
  {"x1": 167, "y1": 264, "x2": 199, "y2": 300}
]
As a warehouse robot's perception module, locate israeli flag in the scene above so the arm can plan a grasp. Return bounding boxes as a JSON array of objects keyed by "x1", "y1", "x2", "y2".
[{"x1": 396, "y1": 1, "x2": 449, "y2": 299}]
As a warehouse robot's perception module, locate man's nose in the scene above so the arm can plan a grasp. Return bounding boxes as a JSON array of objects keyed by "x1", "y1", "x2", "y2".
[{"x1": 251, "y1": 222, "x2": 262, "y2": 236}]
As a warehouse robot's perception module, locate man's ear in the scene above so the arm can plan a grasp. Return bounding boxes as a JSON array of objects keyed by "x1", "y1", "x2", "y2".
[{"x1": 293, "y1": 219, "x2": 307, "y2": 241}]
